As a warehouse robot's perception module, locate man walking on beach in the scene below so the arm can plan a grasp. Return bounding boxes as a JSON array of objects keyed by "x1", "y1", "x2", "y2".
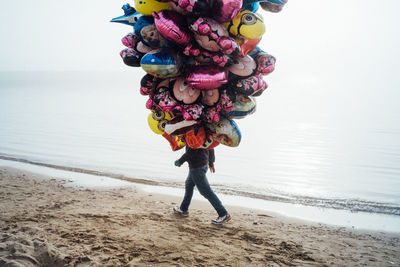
[{"x1": 173, "y1": 146, "x2": 231, "y2": 224}]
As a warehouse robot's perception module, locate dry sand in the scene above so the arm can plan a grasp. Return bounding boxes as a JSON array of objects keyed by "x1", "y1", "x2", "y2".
[{"x1": 0, "y1": 167, "x2": 399, "y2": 267}]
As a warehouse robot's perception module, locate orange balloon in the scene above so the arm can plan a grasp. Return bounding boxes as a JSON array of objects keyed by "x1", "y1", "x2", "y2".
[
  {"x1": 162, "y1": 132, "x2": 185, "y2": 151},
  {"x1": 239, "y1": 36, "x2": 262, "y2": 55},
  {"x1": 185, "y1": 127, "x2": 206, "y2": 149}
]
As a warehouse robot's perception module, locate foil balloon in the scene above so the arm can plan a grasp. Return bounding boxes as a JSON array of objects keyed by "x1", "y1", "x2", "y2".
[
  {"x1": 110, "y1": 4, "x2": 142, "y2": 27},
  {"x1": 207, "y1": 117, "x2": 241, "y2": 147},
  {"x1": 228, "y1": 55, "x2": 258, "y2": 80},
  {"x1": 219, "y1": 89, "x2": 235, "y2": 112},
  {"x1": 203, "y1": 107, "x2": 221, "y2": 123},
  {"x1": 121, "y1": 32, "x2": 135, "y2": 48},
  {"x1": 201, "y1": 134, "x2": 220, "y2": 150},
  {"x1": 158, "y1": 0, "x2": 209, "y2": 15},
  {"x1": 169, "y1": 1, "x2": 189, "y2": 15},
  {"x1": 134, "y1": 16, "x2": 170, "y2": 48},
  {"x1": 172, "y1": 78, "x2": 201, "y2": 104},
  {"x1": 202, "y1": 88, "x2": 234, "y2": 123},
  {"x1": 140, "y1": 74, "x2": 162, "y2": 95},
  {"x1": 120, "y1": 33, "x2": 152, "y2": 67},
  {"x1": 150, "y1": 79, "x2": 178, "y2": 111},
  {"x1": 213, "y1": 0, "x2": 243, "y2": 23},
  {"x1": 201, "y1": 89, "x2": 220, "y2": 107},
  {"x1": 228, "y1": 95, "x2": 256, "y2": 119},
  {"x1": 120, "y1": 48, "x2": 142, "y2": 67},
  {"x1": 164, "y1": 116, "x2": 199, "y2": 136},
  {"x1": 234, "y1": 74, "x2": 268, "y2": 96},
  {"x1": 201, "y1": 89, "x2": 221, "y2": 122},
  {"x1": 141, "y1": 49, "x2": 181, "y2": 78},
  {"x1": 147, "y1": 111, "x2": 172, "y2": 134},
  {"x1": 184, "y1": 43, "x2": 232, "y2": 67},
  {"x1": 177, "y1": 103, "x2": 204, "y2": 121},
  {"x1": 134, "y1": 0, "x2": 170, "y2": 15},
  {"x1": 260, "y1": 0, "x2": 288, "y2": 13},
  {"x1": 225, "y1": 10, "x2": 265, "y2": 40},
  {"x1": 249, "y1": 48, "x2": 276, "y2": 75},
  {"x1": 153, "y1": 10, "x2": 192, "y2": 46},
  {"x1": 162, "y1": 132, "x2": 186, "y2": 151},
  {"x1": 185, "y1": 126, "x2": 207, "y2": 149},
  {"x1": 160, "y1": 0, "x2": 241, "y2": 23},
  {"x1": 186, "y1": 66, "x2": 228, "y2": 90},
  {"x1": 243, "y1": 2, "x2": 260, "y2": 12},
  {"x1": 111, "y1": 0, "x2": 287, "y2": 150},
  {"x1": 243, "y1": 0, "x2": 285, "y2": 8},
  {"x1": 238, "y1": 36, "x2": 262, "y2": 55},
  {"x1": 121, "y1": 33, "x2": 152, "y2": 55},
  {"x1": 190, "y1": 17, "x2": 240, "y2": 55},
  {"x1": 148, "y1": 113, "x2": 164, "y2": 135}
]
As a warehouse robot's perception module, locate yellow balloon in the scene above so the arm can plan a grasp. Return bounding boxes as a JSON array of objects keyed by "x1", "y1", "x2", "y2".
[
  {"x1": 224, "y1": 10, "x2": 265, "y2": 40},
  {"x1": 176, "y1": 136, "x2": 186, "y2": 147},
  {"x1": 134, "y1": 0, "x2": 170, "y2": 15},
  {"x1": 147, "y1": 111, "x2": 173, "y2": 135},
  {"x1": 147, "y1": 113, "x2": 164, "y2": 135},
  {"x1": 164, "y1": 112, "x2": 172, "y2": 121}
]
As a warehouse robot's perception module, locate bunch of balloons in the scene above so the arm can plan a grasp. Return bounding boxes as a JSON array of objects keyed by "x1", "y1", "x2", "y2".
[{"x1": 111, "y1": 0, "x2": 287, "y2": 150}]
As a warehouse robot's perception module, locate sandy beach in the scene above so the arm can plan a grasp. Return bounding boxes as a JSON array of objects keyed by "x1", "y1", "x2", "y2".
[{"x1": 0, "y1": 167, "x2": 399, "y2": 266}]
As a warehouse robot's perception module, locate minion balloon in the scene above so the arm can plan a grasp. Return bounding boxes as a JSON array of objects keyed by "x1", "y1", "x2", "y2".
[
  {"x1": 134, "y1": 0, "x2": 169, "y2": 15},
  {"x1": 147, "y1": 111, "x2": 172, "y2": 135},
  {"x1": 225, "y1": 10, "x2": 265, "y2": 40}
]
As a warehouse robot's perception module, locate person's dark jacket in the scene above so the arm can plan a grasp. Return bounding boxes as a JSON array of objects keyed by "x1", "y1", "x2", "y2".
[{"x1": 177, "y1": 147, "x2": 215, "y2": 169}]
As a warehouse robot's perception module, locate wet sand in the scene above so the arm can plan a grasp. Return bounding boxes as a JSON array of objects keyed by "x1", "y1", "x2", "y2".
[{"x1": 0, "y1": 167, "x2": 399, "y2": 266}]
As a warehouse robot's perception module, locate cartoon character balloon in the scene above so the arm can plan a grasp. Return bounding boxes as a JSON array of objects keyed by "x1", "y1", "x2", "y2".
[
  {"x1": 225, "y1": 10, "x2": 265, "y2": 40},
  {"x1": 134, "y1": 0, "x2": 170, "y2": 15},
  {"x1": 111, "y1": 0, "x2": 287, "y2": 150}
]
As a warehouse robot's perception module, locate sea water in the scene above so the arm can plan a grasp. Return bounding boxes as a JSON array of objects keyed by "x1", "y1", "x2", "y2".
[{"x1": 0, "y1": 71, "x2": 400, "y2": 222}]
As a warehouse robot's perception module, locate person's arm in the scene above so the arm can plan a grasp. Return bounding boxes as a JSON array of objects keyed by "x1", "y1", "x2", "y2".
[
  {"x1": 208, "y1": 149, "x2": 215, "y2": 173},
  {"x1": 175, "y1": 147, "x2": 189, "y2": 167}
]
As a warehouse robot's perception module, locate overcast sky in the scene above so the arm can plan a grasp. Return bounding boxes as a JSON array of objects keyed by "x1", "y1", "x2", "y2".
[{"x1": 0, "y1": 0, "x2": 398, "y2": 74}]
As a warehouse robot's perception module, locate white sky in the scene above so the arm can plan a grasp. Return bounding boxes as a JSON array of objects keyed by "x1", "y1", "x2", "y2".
[
  {"x1": 1, "y1": 0, "x2": 400, "y2": 123},
  {"x1": 0, "y1": 0, "x2": 399, "y2": 74},
  {"x1": 1, "y1": 0, "x2": 399, "y2": 126}
]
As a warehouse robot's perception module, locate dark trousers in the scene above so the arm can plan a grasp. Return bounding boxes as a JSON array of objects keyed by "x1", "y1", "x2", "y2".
[{"x1": 180, "y1": 165, "x2": 227, "y2": 217}]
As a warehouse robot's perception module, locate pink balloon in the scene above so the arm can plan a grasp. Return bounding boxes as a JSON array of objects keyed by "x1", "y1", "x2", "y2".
[
  {"x1": 228, "y1": 55, "x2": 257, "y2": 80},
  {"x1": 153, "y1": 10, "x2": 192, "y2": 46},
  {"x1": 260, "y1": 0, "x2": 288, "y2": 13},
  {"x1": 172, "y1": 78, "x2": 201, "y2": 104},
  {"x1": 190, "y1": 17, "x2": 240, "y2": 55},
  {"x1": 201, "y1": 89, "x2": 220, "y2": 107},
  {"x1": 186, "y1": 66, "x2": 228, "y2": 90},
  {"x1": 214, "y1": 0, "x2": 243, "y2": 23},
  {"x1": 254, "y1": 52, "x2": 276, "y2": 76},
  {"x1": 184, "y1": 43, "x2": 232, "y2": 67}
]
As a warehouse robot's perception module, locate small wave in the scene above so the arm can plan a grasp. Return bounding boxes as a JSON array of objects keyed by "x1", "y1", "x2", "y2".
[
  {"x1": 0, "y1": 155, "x2": 159, "y2": 186},
  {"x1": 1, "y1": 155, "x2": 399, "y2": 216},
  {"x1": 212, "y1": 188, "x2": 400, "y2": 216}
]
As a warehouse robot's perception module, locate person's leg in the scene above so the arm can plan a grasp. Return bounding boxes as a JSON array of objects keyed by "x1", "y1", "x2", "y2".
[
  {"x1": 191, "y1": 165, "x2": 228, "y2": 217},
  {"x1": 179, "y1": 169, "x2": 195, "y2": 212}
]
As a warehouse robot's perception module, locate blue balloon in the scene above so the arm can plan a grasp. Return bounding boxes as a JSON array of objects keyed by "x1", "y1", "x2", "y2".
[
  {"x1": 243, "y1": 0, "x2": 284, "y2": 5},
  {"x1": 110, "y1": 4, "x2": 142, "y2": 27},
  {"x1": 243, "y1": 2, "x2": 259, "y2": 12},
  {"x1": 140, "y1": 49, "x2": 181, "y2": 78},
  {"x1": 228, "y1": 96, "x2": 256, "y2": 119}
]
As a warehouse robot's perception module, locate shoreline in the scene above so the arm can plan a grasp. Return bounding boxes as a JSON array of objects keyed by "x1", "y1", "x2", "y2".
[
  {"x1": 0, "y1": 166, "x2": 399, "y2": 266},
  {"x1": 1, "y1": 157, "x2": 400, "y2": 233}
]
